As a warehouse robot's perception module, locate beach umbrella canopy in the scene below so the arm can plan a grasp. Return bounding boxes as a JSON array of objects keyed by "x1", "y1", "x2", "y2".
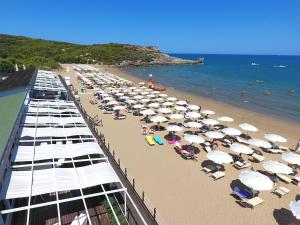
[
  {"x1": 169, "y1": 114, "x2": 184, "y2": 120},
  {"x1": 159, "y1": 108, "x2": 173, "y2": 114},
  {"x1": 282, "y1": 152, "x2": 300, "y2": 165},
  {"x1": 140, "y1": 91, "x2": 149, "y2": 95},
  {"x1": 176, "y1": 100, "x2": 187, "y2": 105},
  {"x1": 230, "y1": 143, "x2": 253, "y2": 155},
  {"x1": 159, "y1": 93, "x2": 168, "y2": 97},
  {"x1": 128, "y1": 92, "x2": 138, "y2": 96},
  {"x1": 175, "y1": 106, "x2": 187, "y2": 112},
  {"x1": 184, "y1": 134, "x2": 205, "y2": 144},
  {"x1": 185, "y1": 121, "x2": 203, "y2": 128},
  {"x1": 264, "y1": 134, "x2": 287, "y2": 143},
  {"x1": 120, "y1": 96, "x2": 129, "y2": 100},
  {"x1": 163, "y1": 101, "x2": 174, "y2": 107},
  {"x1": 167, "y1": 97, "x2": 177, "y2": 101},
  {"x1": 222, "y1": 128, "x2": 242, "y2": 136},
  {"x1": 147, "y1": 94, "x2": 156, "y2": 98},
  {"x1": 201, "y1": 110, "x2": 215, "y2": 115},
  {"x1": 262, "y1": 160, "x2": 293, "y2": 175},
  {"x1": 207, "y1": 151, "x2": 233, "y2": 164},
  {"x1": 133, "y1": 95, "x2": 144, "y2": 100},
  {"x1": 106, "y1": 101, "x2": 118, "y2": 105},
  {"x1": 205, "y1": 131, "x2": 224, "y2": 139},
  {"x1": 239, "y1": 123, "x2": 258, "y2": 132},
  {"x1": 202, "y1": 119, "x2": 219, "y2": 126},
  {"x1": 150, "y1": 116, "x2": 168, "y2": 123},
  {"x1": 186, "y1": 112, "x2": 201, "y2": 119},
  {"x1": 154, "y1": 98, "x2": 165, "y2": 102},
  {"x1": 127, "y1": 99, "x2": 137, "y2": 104},
  {"x1": 140, "y1": 98, "x2": 150, "y2": 103},
  {"x1": 140, "y1": 109, "x2": 156, "y2": 116},
  {"x1": 132, "y1": 104, "x2": 144, "y2": 109},
  {"x1": 103, "y1": 97, "x2": 114, "y2": 101},
  {"x1": 138, "y1": 82, "x2": 145, "y2": 85},
  {"x1": 115, "y1": 93, "x2": 124, "y2": 96},
  {"x1": 289, "y1": 201, "x2": 300, "y2": 220},
  {"x1": 187, "y1": 104, "x2": 200, "y2": 110},
  {"x1": 166, "y1": 125, "x2": 183, "y2": 132},
  {"x1": 217, "y1": 116, "x2": 234, "y2": 122},
  {"x1": 239, "y1": 170, "x2": 274, "y2": 191},
  {"x1": 152, "y1": 91, "x2": 160, "y2": 94},
  {"x1": 148, "y1": 102, "x2": 160, "y2": 108},
  {"x1": 113, "y1": 105, "x2": 125, "y2": 111},
  {"x1": 248, "y1": 138, "x2": 272, "y2": 149}
]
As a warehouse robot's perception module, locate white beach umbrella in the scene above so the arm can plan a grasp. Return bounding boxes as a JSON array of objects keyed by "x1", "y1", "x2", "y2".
[
  {"x1": 159, "y1": 93, "x2": 168, "y2": 98},
  {"x1": 167, "y1": 97, "x2": 177, "y2": 101},
  {"x1": 154, "y1": 98, "x2": 165, "y2": 102},
  {"x1": 120, "y1": 96, "x2": 129, "y2": 100},
  {"x1": 147, "y1": 94, "x2": 156, "y2": 98},
  {"x1": 113, "y1": 105, "x2": 125, "y2": 111},
  {"x1": 217, "y1": 116, "x2": 234, "y2": 122},
  {"x1": 202, "y1": 119, "x2": 219, "y2": 126},
  {"x1": 169, "y1": 114, "x2": 184, "y2": 120},
  {"x1": 239, "y1": 170, "x2": 273, "y2": 191},
  {"x1": 222, "y1": 128, "x2": 242, "y2": 136},
  {"x1": 132, "y1": 104, "x2": 144, "y2": 109},
  {"x1": 262, "y1": 160, "x2": 293, "y2": 175},
  {"x1": 140, "y1": 98, "x2": 151, "y2": 103},
  {"x1": 133, "y1": 95, "x2": 144, "y2": 100},
  {"x1": 185, "y1": 121, "x2": 203, "y2": 128},
  {"x1": 207, "y1": 151, "x2": 233, "y2": 164},
  {"x1": 187, "y1": 104, "x2": 200, "y2": 110},
  {"x1": 129, "y1": 87, "x2": 136, "y2": 90},
  {"x1": 100, "y1": 93, "x2": 109, "y2": 97},
  {"x1": 148, "y1": 102, "x2": 160, "y2": 108},
  {"x1": 230, "y1": 143, "x2": 253, "y2": 155},
  {"x1": 138, "y1": 82, "x2": 145, "y2": 85},
  {"x1": 264, "y1": 134, "x2": 287, "y2": 143},
  {"x1": 166, "y1": 125, "x2": 183, "y2": 132},
  {"x1": 248, "y1": 138, "x2": 272, "y2": 149},
  {"x1": 146, "y1": 88, "x2": 153, "y2": 92},
  {"x1": 239, "y1": 123, "x2": 258, "y2": 132},
  {"x1": 186, "y1": 112, "x2": 201, "y2": 119},
  {"x1": 115, "y1": 93, "x2": 124, "y2": 96},
  {"x1": 205, "y1": 131, "x2": 224, "y2": 139},
  {"x1": 127, "y1": 99, "x2": 137, "y2": 104},
  {"x1": 163, "y1": 101, "x2": 174, "y2": 107},
  {"x1": 135, "y1": 89, "x2": 142, "y2": 93},
  {"x1": 150, "y1": 116, "x2": 168, "y2": 123},
  {"x1": 289, "y1": 201, "x2": 300, "y2": 220},
  {"x1": 184, "y1": 134, "x2": 205, "y2": 144},
  {"x1": 176, "y1": 100, "x2": 187, "y2": 105},
  {"x1": 152, "y1": 91, "x2": 160, "y2": 94},
  {"x1": 106, "y1": 101, "x2": 118, "y2": 105},
  {"x1": 282, "y1": 152, "x2": 300, "y2": 165},
  {"x1": 140, "y1": 86, "x2": 147, "y2": 89},
  {"x1": 103, "y1": 97, "x2": 114, "y2": 101},
  {"x1": 128, "y1": 92, "x2": 138, "y2": 96},
  {"x1": 175, "y1": 106, "x2": 187, "y2": 112},
  {"x1": 140, "y1": 109, "x2": 156, "y2": 116},
  {"x1": 159, "y1": 108, "x2": 173, "y2": 114},
  {"x1": 201, "y1": 110, "x2": 215, "y2": 115},
  {"x1": 140, "y1": 92, "x2": 148, "y2": 96}
]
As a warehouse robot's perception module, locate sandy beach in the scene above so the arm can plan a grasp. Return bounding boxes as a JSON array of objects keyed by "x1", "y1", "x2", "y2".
[{"x1": 59, "y1": 64, "x2": 300, "y2": 225}]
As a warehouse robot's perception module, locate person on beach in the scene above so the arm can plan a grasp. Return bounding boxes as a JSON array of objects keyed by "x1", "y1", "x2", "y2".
[{"x1": 295, "y1": 139, "x2": 300, "y2": 153}]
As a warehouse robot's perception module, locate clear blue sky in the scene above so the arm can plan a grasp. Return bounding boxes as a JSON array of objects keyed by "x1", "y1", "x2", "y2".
[{"x1": 1, "y1": 0, "x2": 300, "y2": 55}]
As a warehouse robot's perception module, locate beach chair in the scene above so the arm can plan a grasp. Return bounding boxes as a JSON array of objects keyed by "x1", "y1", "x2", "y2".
[
  {"x1": 265, "y1": 148, "x2": 284, "y2": 154},
  {"x1": 279, "y1": 146, "x2": 289, "y2": 151},
  {"x1": 71, "y1": 213, "x2": 87, "y2": 225},
  {"x1": 202, "y1": 166, "x2": 213, "y2": 174},
  {"x1": 204, "y1": 146, "x2": 212, "y2": 152},
  {"x1": 154, "y1": 136, "x2": 164, "y2": 145},
  {"x1": 251, "y1": 153, "x2": 265, "y2": 162},
  {"x1": 210, "y1": 171, "x2": 225, "y2": 180},
  {"x1": 234, "y1": 161, "x2": 251, "y2": 170},
  {"x1": 292, "y1": 177, "x2": 300, "y2": 185},
  {"x1": 272, "y1": 186, "x2": 290, "y2": 198},
  {"x1": 237, "y1": 136, "x2": 249, "y2": 145},
  {"x1": 239, "y1": 197, "x2": 264, "y2": 209},
  {"x1": 277, "y1": 173, "x2": 292, "y2": 183},
  {"x1": 145, "y1": 136, "x2": 155, "y2": 146}
]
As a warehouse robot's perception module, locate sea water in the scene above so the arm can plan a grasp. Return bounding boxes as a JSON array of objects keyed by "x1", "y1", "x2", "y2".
[{"x1": 123, "y1": 54, "x2": 300, "y2": 122}]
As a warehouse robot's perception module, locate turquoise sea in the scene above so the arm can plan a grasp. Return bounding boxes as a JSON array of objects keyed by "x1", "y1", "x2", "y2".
[{"x1": 123, "y1": 54, "x2": 300, "y2": 122}]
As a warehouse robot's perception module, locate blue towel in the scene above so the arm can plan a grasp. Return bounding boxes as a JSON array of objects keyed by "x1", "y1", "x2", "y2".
[
  {"x1": 233, "y1": 187, "x2": 252, "y2": 199},
  {"x1": 154, "y1": 136, "x2": 164, "y2": 145}
]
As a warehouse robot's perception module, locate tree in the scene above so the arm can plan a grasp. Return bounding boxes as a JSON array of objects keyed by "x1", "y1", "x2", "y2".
[{"x1": 0, "y1": 59, "x2": 15, "y2": 73}]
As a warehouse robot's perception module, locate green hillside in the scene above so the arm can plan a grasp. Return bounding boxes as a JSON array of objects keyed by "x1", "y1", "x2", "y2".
[{"x1": 0, "y1": 34, "x2": 158, "y2": 72}]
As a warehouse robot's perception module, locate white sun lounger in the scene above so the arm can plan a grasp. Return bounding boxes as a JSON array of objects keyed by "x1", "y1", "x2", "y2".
[
  {"x1": 272, "y1": 186, "x2": 290, "y2": 198},
  {"x1": 240, "y1": 197, "x2": 264, "y2": 209},
  {"x1": 251, "y1": 153, "x2": 265, "y2": 162},
  {"x1": 234, "y1": 161, "x2": 251, "y2": 170},
  {"x1": 277, "y1": 174, "x2": 292, "y2": 183},
  {"x1": 266, "y1": 148, "x2": 284, "y2": 154},
  {"x1": 204, "y1": 146, "x2": 212, "y2": 152},
  {"x1": 237, "y1": 136, "x2": 249, "y2": 145},
  {"x1": 202, "y1": 167, "x2": 212, "y2": 173},
  {"x1": 210, "y1": 171, "x2": 225, "y2": 180},
  {"x1": 71, "y1": 213, "x2": 87, "y2": 225}
]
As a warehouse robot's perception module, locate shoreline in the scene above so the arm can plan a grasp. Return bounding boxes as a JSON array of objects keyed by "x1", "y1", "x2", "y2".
[{"x1": 97, "y1": 65, "x2": 300, "y2": 148}]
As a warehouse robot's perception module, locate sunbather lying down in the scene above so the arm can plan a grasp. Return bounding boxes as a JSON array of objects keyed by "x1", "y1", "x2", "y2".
[{"x1": 174, "y1": 143, "x2": 197, "y2": 160}]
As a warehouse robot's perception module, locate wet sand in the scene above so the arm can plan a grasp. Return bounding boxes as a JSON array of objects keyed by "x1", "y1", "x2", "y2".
[{"x1": 59, "y1": 64, "x2": 300, "y2": 225}]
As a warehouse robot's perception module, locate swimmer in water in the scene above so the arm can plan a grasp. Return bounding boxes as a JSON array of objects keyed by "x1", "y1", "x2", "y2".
[
  {"x1": 288, "y1": 89, "x2": 295, "y2": 96},
  {"x1": 240, "y1": 91, "x2": 246, "y2": 98}
]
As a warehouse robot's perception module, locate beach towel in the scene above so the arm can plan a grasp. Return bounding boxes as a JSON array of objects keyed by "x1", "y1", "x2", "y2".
[
  {"x1": 154, "y1": 136, "x2": 164, "y2": 145},
  {"x1": 145, "y1": 136, "x2": 155, "y2": 146}
]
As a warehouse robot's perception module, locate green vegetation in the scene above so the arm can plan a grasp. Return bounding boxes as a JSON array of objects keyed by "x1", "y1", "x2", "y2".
[
  {"x1": 0, "y1": 34, "x2": 158, "y2": 72},
  {"x1": 102, "y1": 196, "x2": 127, "y2": 225}
]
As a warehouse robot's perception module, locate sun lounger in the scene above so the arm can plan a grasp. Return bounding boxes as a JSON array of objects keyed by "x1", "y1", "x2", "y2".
[
  {"x1": 265, "y1": 148, "x2": 284, "y2": 154},
  {"x1": 222, "y1": 139, "x2": 232, "y2": 147},
  {"x1": 292, "y1": 177, "x2": 300, "y2": 185},
  {"x1": 237, "y1": 136, "x2": 249, "y2": 145},
  {"x1": 204, "y1": 146, "x2": 212, "y2": 152},
  {"x1": 234, "y1": 161, "x2": 251, "y2": 170},
  {"x1": 145, "y1": 136, "x2": 155, "y2": 146},
  {"x1": 239, "y1": 197, "x2": 264, "y2": 209},
  {"x1": 71, "y1": 213, "x2": 87, "y2": 225},
  {"x1": 210, "y1": 171, "x2": 225, "y2": 180},
  {"x1": 154, "y1": 136, "x2": 164, "y2": 145},
  {"x1": 272, "y1": 186, "x2": 290, "y2": 198},
  {"x1": 279, "y1": 146, "x2": 289, "y2": 151},
  {"x1": 277, "y1": 174, "x2": 292, "y2": 183},
  {"x1": 251, "y1": 153, "x2": 265, "y2": 162},
  {"x1": 202, "y1": 166, "x2": 213, "y2": 173}
]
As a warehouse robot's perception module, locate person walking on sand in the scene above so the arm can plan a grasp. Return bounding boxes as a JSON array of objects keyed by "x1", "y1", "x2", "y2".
[{"x1": 295, "y1": 139, "x2": 300, "y2": 153}]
